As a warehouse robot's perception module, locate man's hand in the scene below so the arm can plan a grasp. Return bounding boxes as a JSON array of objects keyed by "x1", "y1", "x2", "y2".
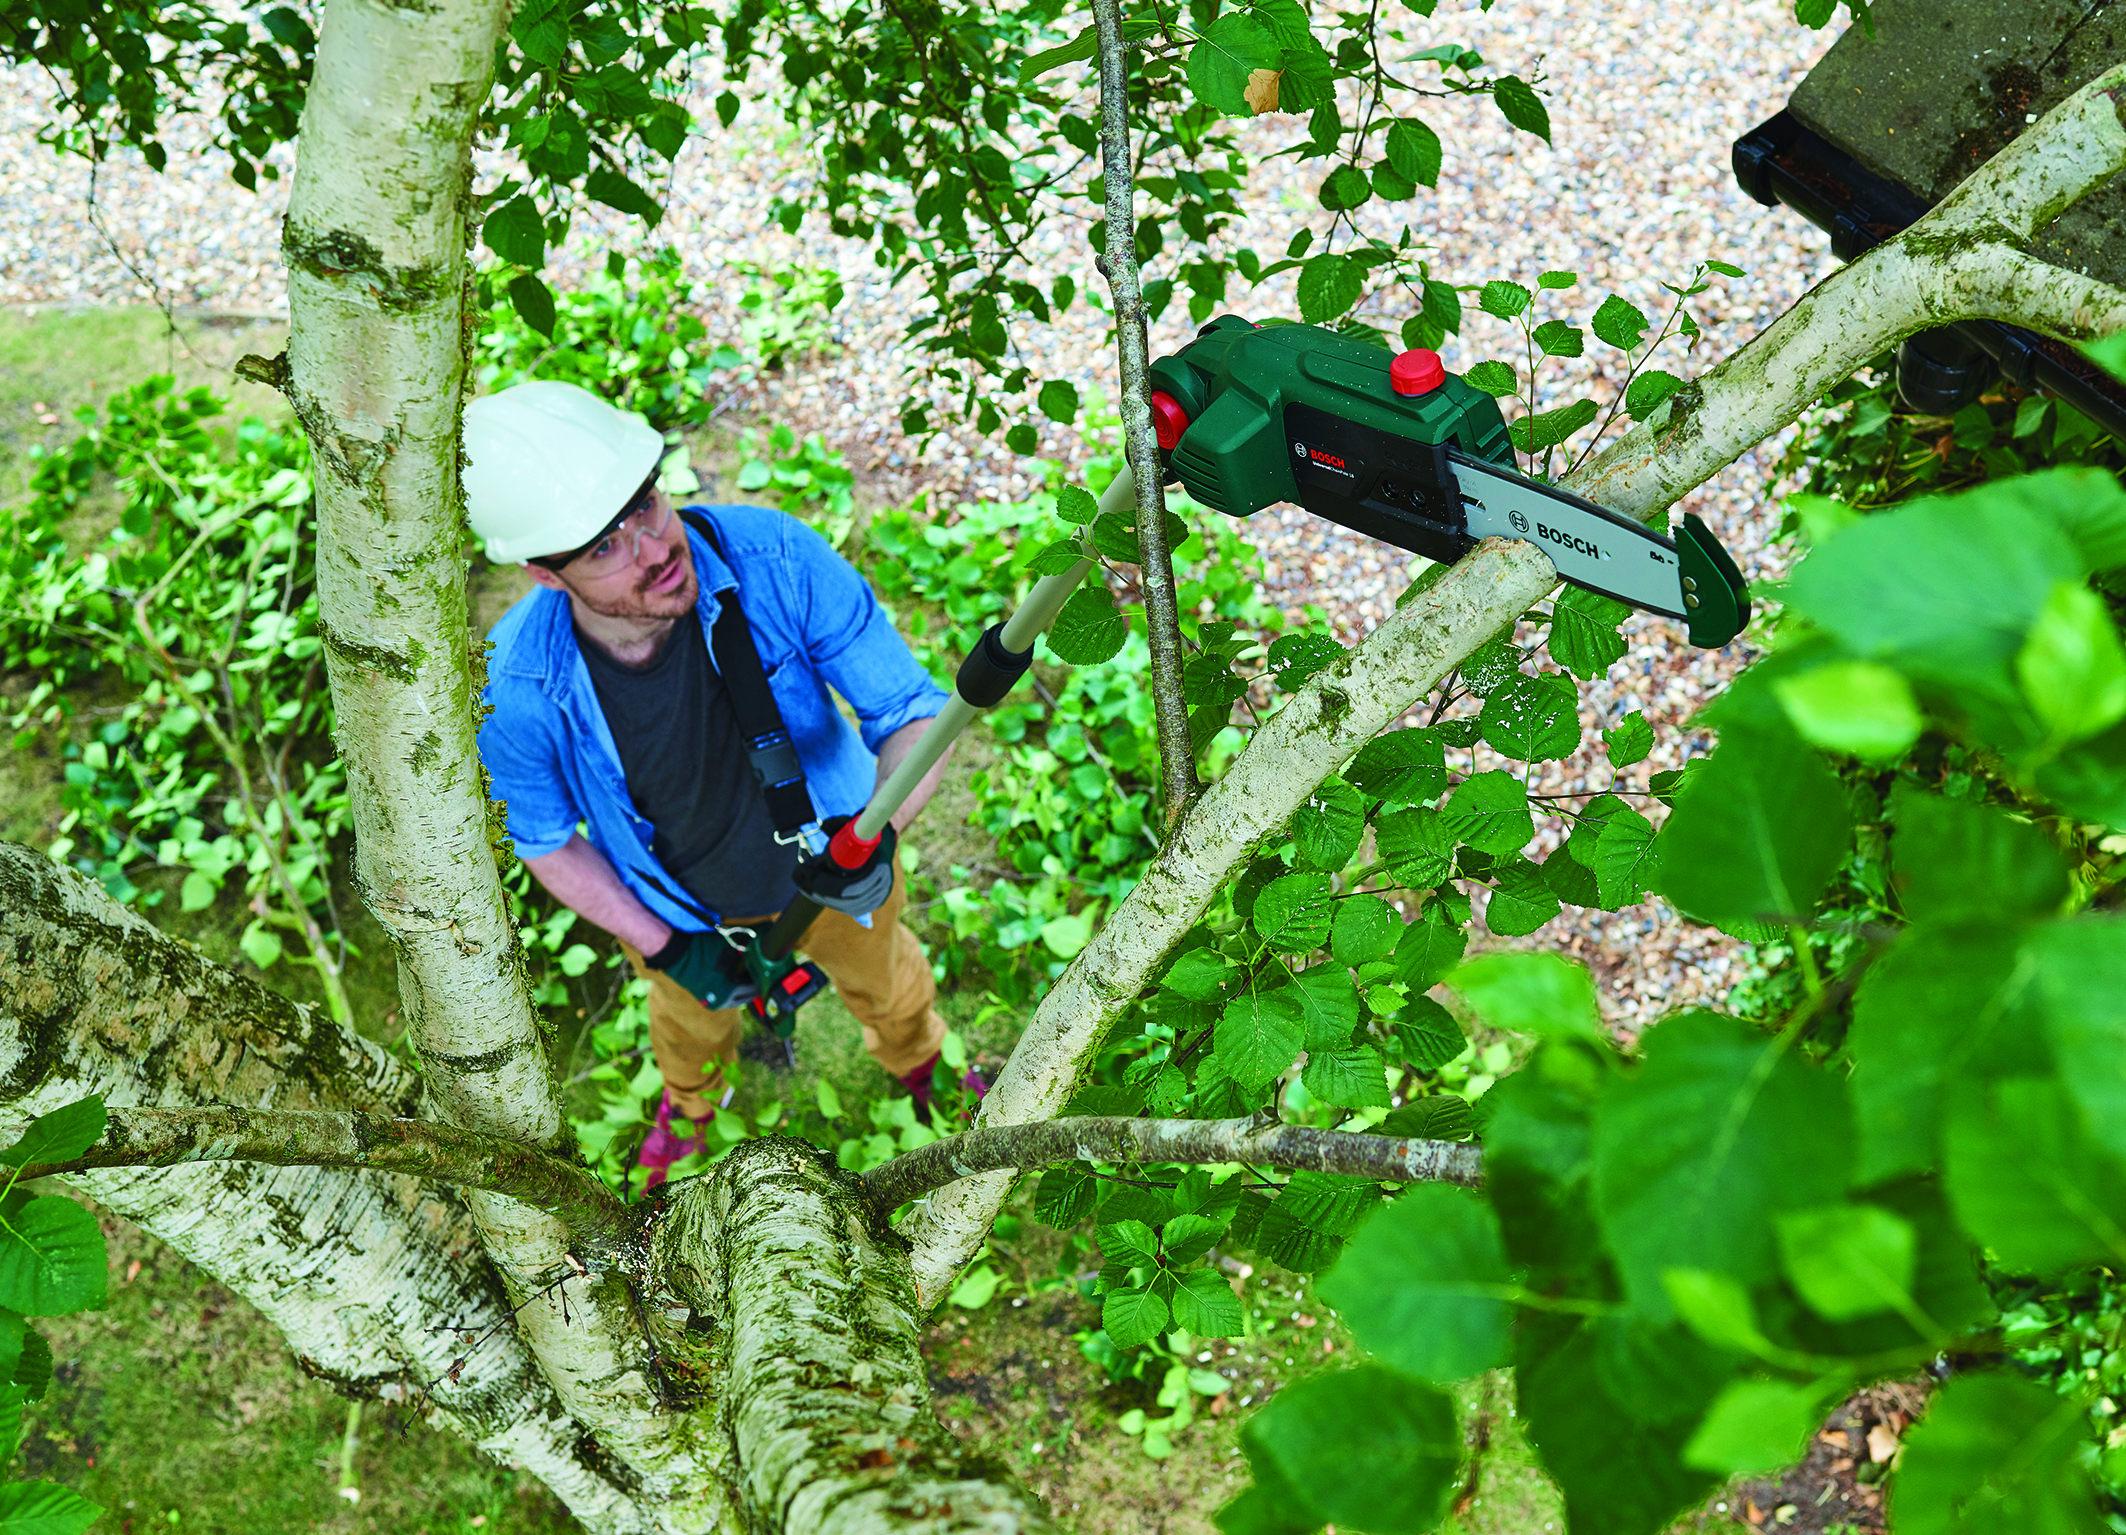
[
  {"x1": 792, "y1": 815, "x2": 898, "y2": 917},
  {"x1": 644, "y1": 928, "x2": 760, "y2": 1008}
]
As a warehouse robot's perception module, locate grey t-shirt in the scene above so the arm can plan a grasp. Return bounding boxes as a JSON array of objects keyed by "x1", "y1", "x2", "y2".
[{"x1": 576, "y1": 611, "x2": 801, "y2": 921}]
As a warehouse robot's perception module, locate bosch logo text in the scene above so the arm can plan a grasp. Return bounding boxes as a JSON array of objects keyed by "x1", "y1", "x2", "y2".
[
  {"x1": 1307, "y1": 448, "x2": 1347, "y2": 470},
  {"x1": 1538, "y1": 522, "x2": 1603, "y2": 560}
]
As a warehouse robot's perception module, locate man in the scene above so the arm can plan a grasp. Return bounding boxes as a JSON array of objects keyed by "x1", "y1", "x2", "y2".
[{"x1": 467, "y1": 380, "x2": 967, "y2": 1187}]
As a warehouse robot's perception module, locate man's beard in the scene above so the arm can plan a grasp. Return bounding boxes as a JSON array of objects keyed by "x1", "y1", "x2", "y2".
[{"x1": 567, "y1": 552, "x2": 698, "y2": 620}]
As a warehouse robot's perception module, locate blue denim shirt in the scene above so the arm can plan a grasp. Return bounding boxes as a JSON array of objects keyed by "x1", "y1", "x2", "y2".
[{"x1": 477, "y1": 503, "x2": 949, "y2": 932}]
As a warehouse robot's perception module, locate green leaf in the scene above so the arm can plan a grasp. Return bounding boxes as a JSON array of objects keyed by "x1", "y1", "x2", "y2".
[
  {"x1": 1532, "y1": 320, "x2": 1584, "y2": 358},
  {"x1": 178, "y1": 871, "x2": 216, "y2": 912},
  {"x1": 1549, "y1": 587, "x2": 1631, "y2": 680},
  {"x1": 1625, "y1": 368, "x2": 1686, "y2": 418},
  {"x1": 1035, "y1": 1164, "x2": 1097, "y2": 1228},
  {"x1": 1290, "y1": 777, "x2": 1365, "y2": 871},
  {"x1": 1318, "y1": 1185, "x2": 1511, "y2": 1383},
  {"x1": 1376, "y1": 806, "x2": 1455, "y2": 888},
  {"x1": 1164, "y1": 1212, "x2": 1228, "y2": 1265},
  {"x1": 1890, "y1": 786, "x2": 2066, "y2": 925},
  {"x1": 1163, "y1": 947, "x2": 1242, "y2": 1002},
  {"x1": 12, "y1": 1329, "x2": 49, "y2": 1403},
  {"x1": 1301, "y1": 1046, "x2": 1389, "y2": 1108},
  {"x1": 1317, "y1": 164, "x2": 1371, "y2": 212},
  {"x1": 1385, "y1": 118, "x2": 1442, "y2": 187},
  {"x1": 507, "y1": 274, "x2": 556, "y2": 339},
  {"x1": 1484, "y1": 857, "x2": 1561, "y2": 936},
  {"x1": 1509, "y1": 399, "x2": 1600, "y2": 455},
  {"x1": 1945, "y1": 1075, "x2": 2126, "y2": 1273},
  {"x1": 1517, "y1": 1317, "x2": 1718, "y2": 1535},
  {"x1": 1479, "y1": 280, "x2": 1531, "y2": 321},
  {"x1": 1056, "y1": 485, "x2": 1100, "y2": 525},
  {"x1": 1394, "y1": 997, "x2": 1467, "y2": 1069},
  {"x1": 1046, "y1": 587, "x2": 1127, "y2": 664},
  {"x1": 1772, "y1": 660, "x2": 1921, "y2": 763},
  {"x1": 1037, "y1": 379, "x2": 1081, "y2": 425},
  {"x1": 2082, "y1": 330, "x2": 2126, "y2": 384},
  {"x1": 1286, "y1": 967, "x2": 1361, "y2": 1049},
  {"x1": 239, "y1": 914, "x2": 282, "y2": 960},
  {"x1": 1378, "y1": 1095, "x2": 1474, "y2": 1140},
  {"x1": 481, "y1": 194, "x2": 546, "y2": 267},
  {"x1": 584, "y1": 167, "x2": 663, "y2": 226},
  {"x1": 1491, "y1": 75, "x2": 1551, "y2": 142},
  {"x1": 1847, "y1": 925, "x2": 2029, "y2": 1183},
  {"x1": 1268, "y1": 631, "x2": 1344, "y2": 690},
  {"x1": 1784, "y1": 483, "x2": 2086, "y2": 707},
  {"x1": 1170, "y1": 1268, "x2": 1244, "y2": 1337},
  {"x1": 2019, "y1": 580, "x2": 2126, "y2": 745},
  {"x1": 1346, "y1": 727, "x2": 1447, "y2": 807},
  {"x1": 1394, "y1": 907, "x2": 1467, "y2": 988},
  {"x1": 1103, "y1": 1284, "x2": 1172, "y2": 1347},
  {"x1": 1295, "y1": 253, "x2": 1364, "y2": 325},
  {"x1": 1591, "y1": 295, "x2": 1651, "y2": 350},
  {"x1": 1593, "y1": 1011, "x2": 1853, "y2": 1314},
  {"x1": 1216, "y1": 990, "x2": 1307, "y2": 1089},
  {"x1": 1240, "y1": 1367, "x2": 1460, "y2": 1535},
  {"x1": 1683, "y1": 1378, "x2": 1835, "y2": 1476},
  {"x1": 0, "y1": 1480, "x2": 102, "y2": 1535},
  {"x1": 1478, "y1": 670, "x2": 1580, "y2": 761},
  {"x1": 1185, "y1": 13, "x2": 1282, "y2": 115},
  {"x1": 2033, "y1": 920, "x2": 2126, "y2": 1167},
  {"x1": 1893, "y1": 1371, "x2": 2106, "y2": 1535},
  {"x1": 1662, "y1": 1267, "x2": 1776, "y2": 1356},
  {"x1": 1330, "y1": 895, "x2": 1399, "y2": 966},
  {"x1": 1019, "y1": 25, "x2": 1096, "y2": 81},
  {"x1": 1774, "y1": 1203, "x2": 1917, "y2": 1322},
  {"x1": 1100, "y1": 1218, "x2": 1161, "y2": 1269},
  {"x1": 1252, "y1": 872, "x2": 1334, "y2": 952},
  {"x1": 1462, "y1": 638, "x2": 1523, "y2": 696},
  {"x1": 0, "y1": 1197, "x2": 107, "y2": 1316},
  {"x1": 1440, "y1": 770, "x2": 1533, "y2": 854},
  {"x1": 1463, "y1": 359, "x2": 1517, "y2": 398},
  {"x1": 1655, "y1": 723, "x2": 1853, "y2": 928},
  {"x1": 1593, "y1": 803, "x2": 1659, "y2": 907},
  {"x1": 1449, "y1": 952, "x2": 1602, "y2": 1044},
  {"x1": 1604, "y1": 710, "x2": 1653, "y2": 767},
  {"x1": 0, "y1": 1099, "x2": 106, "y2": 1169}
]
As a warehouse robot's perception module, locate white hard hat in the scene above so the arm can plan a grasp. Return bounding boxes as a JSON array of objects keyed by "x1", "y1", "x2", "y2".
[{"x1": 463, "y1": 381, "x2": 665, "y2": 563}]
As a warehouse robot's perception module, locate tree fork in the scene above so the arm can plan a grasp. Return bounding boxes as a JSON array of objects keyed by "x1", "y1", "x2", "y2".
[
  {"x1": 1092, "y1": 0, "x2": 1198, "y2": 823},
  {"x1": 899, "y1": 62, "x2": 2126, "y2": 1304}
]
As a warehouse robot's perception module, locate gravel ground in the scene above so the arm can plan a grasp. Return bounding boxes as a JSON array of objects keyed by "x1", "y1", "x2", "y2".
[{"x1": 1, "y1": 0, "x2": 1843, "y2": 1029}]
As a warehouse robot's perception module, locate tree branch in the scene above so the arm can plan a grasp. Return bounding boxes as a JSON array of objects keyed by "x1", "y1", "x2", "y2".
[
  {"x1": 1092, "y1": 0, "x2": 1198, "y2": 823},
  {"x1": 900, "y1": 60, "x2": 2126, "y2": 1306},
  {"x1": 863, "y1": 1115, "x2": 1483, "y2": 1210},
  {"x1": 8, "y1": 1106, "x2": 635, "y2": 1256}
]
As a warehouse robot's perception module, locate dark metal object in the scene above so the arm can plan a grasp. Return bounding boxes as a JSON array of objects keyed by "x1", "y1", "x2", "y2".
[{"x1": 1732, "y1": 107, "x2": 2126, "y2": 440}]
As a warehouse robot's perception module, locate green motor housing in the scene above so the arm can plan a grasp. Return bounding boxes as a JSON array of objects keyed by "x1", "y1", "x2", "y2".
[{"x1": 1149, "y1": 315, "x2": 1514, "y2": 565}]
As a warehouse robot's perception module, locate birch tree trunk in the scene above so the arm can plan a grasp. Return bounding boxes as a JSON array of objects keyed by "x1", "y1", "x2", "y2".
[{"x1": 280, "y1": 0, "x2": 697, "y2": 1500}]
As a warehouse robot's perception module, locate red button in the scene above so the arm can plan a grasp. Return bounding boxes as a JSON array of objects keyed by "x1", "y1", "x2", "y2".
[
  {"x1": 1149, "y1": 390, "x2": 1192, "y2": 450},
  {"x1": 1390, "y1": 349, "x2": 1446, "y2": 396}
]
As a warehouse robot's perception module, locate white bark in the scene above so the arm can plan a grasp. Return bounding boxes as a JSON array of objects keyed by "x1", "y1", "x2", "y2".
[
  {"x1": 901, "y1": 62, "x2": 2126, "y2": 1303},
  {"x1": 283, "y1": 0, "x2": 697, "y2": 1497},
  {"x1": 0, "y1": 843, "x2": 652, "y2": 1533},
  {"x1": 647, "y1": 1141, "x2": 1055, "y2": 1534}
]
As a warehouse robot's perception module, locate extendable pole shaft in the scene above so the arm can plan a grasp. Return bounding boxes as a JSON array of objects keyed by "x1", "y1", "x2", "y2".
[{"x1": 762, "y1": 465, "x2": 1137, "y2": 959}]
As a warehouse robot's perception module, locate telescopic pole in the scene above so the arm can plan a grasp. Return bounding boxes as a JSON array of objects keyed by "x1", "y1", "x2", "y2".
[{"x1": 759, "y1": 465, "x2": 1139, "y2": 960}]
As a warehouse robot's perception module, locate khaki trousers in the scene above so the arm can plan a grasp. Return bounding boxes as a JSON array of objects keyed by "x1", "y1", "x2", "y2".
[{"x1": 616, "y1": 863, "x2": 945, "y2": 1121}]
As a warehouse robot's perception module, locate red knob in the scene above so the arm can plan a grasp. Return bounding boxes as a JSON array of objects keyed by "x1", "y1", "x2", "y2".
[
  {"x1": 1149, "y1": 390, "x2": 1192, "y2": 450},
  {"x1": 1390, "y1": 349, "x2": 1446, "y2": 396},
  {"x1": 828, "y1": 821, "x2": 881, "y2": 870}
]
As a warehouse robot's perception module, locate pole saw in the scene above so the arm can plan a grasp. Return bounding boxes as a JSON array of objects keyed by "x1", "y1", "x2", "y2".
[{"x1": 748, "y1": 313, "x2": 1750, "y2": 1020}]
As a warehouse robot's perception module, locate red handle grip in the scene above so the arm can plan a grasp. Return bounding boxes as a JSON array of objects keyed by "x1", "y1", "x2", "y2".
[{"x1": 828, "y1": 820, "x2": 882, "y2": 870}]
